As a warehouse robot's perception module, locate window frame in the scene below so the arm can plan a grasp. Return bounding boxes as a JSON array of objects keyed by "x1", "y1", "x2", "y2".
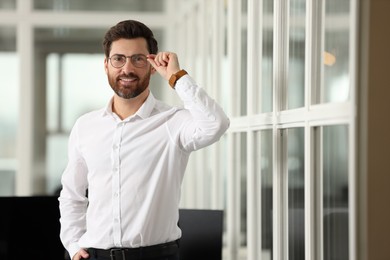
[{"x1": 176, "y1": 0, "x2": 358, "y2": 260}]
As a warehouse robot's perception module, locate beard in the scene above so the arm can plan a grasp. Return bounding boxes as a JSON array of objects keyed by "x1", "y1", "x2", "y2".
[{"x1": 108, "y1": 69, "x2": 151, "y2": 99}]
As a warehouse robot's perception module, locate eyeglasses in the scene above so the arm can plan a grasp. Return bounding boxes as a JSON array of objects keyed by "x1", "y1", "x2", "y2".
[{"x1": 108, "y1": 54, "x2": 148, "y2": 68}]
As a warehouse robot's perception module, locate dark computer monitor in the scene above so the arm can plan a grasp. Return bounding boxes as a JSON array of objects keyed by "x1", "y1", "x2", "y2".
[
  {"x1": 0, "y1": 196, "x2": 65, "y2": 260},
  {"x1": 178, "y1": 209, "x2": 223, "y2": 260}
]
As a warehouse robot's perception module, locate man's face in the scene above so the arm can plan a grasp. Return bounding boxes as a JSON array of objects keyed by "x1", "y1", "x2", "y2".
[{"x1": 104, "y1": 38, "x2": 155, "y2": 99}]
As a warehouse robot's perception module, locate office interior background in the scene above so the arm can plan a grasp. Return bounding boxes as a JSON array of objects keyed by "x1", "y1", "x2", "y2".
[{"x1": 0, "y1": 0, "x2": 389, "y2": 260}]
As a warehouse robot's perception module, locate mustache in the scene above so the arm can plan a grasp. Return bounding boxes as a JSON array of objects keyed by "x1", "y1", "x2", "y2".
[{"x1": 118, "y1": 72, "x2": 139, "y2": 79}]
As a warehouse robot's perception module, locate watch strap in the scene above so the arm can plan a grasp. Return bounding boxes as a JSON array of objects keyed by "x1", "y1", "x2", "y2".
[{"x1": 169, "y1": 69, "x2": 188, "y2": 88}]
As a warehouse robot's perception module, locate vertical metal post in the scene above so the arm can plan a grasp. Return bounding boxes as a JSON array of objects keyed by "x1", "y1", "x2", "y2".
[{"x1": 16, "y1": 0, "x2": 34, "y2": 195}]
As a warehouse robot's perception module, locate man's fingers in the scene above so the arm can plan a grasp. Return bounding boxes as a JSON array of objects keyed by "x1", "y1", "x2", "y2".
[
  {"x1": 73, "y1": 248, "x2": 90, "y2": 260},
  {"x1": 147, "y1": 55, "x2": 158, "y2": 69},
  {"x1": 148, "y1": 52, "x2": 172, "y2": 67},
  {"x1": 147, "y1": 52, "x2": 180, "y2": 81},
  {"x1": 160, "y1": 52, "x2": 170, "y2": 65},
  {"x1": 80, "y1": 249, "x2": 90, "y2": 258},
  {"x1": 147, "y1": 54, "x2": 156, "y2": 60}
]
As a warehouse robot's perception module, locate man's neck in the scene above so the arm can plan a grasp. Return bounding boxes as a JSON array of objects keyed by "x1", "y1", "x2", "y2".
[{"x1": 112, "y1": 89, "x2": 149, "y2": 120}]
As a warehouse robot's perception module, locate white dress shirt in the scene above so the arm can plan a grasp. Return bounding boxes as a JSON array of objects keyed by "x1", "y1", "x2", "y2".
[{"x1": 59, "y1": 75, "x2": 229, "y2": 258}]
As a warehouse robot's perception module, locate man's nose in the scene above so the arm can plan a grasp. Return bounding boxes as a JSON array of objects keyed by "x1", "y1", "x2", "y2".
[{"x1": 121, "y1": 58, "x2": 136, "y2": 74}]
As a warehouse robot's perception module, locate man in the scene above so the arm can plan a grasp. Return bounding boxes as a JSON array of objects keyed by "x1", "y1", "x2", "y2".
[{"x1": 59, "y1": 20, "x2": 229, "y2": 260}]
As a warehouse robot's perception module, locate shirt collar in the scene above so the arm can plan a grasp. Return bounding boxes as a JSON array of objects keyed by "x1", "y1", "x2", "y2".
[
  {"x1": 135, "y1": 91, "x2": 156, "y2": 119},
  {"x1": 101, "y1": 92, "x2": 156, "y2": 120}
]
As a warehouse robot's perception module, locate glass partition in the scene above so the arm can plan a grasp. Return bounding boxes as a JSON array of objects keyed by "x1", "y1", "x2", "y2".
[
  {"x1": 321, "y1": 0, "x2": 351, "y2": 103},
  {"x1": 322, "y1": 125, "x2": 349, "y2": 260},
  {"x1": 287, "y1": 127, "x2": 305, "y2": 260},
  {"x1": 47, "y1": 53, "x2": 110, "y2": 132},
  {"x1": 287, "y1": 0, "x2": 306, "y2": 109},
  {"x1": 256, "y1": 130, "x2": 273, "y2": 260},
  {"x1": 0, "y1": 26, "x2": 18, "y2": 196},
  {"x1": 239, "y1": 132, "x2": 248, "y2": 246},
  {"x1": 260, "y1": 0, "x2": 274, "y2": 113}
]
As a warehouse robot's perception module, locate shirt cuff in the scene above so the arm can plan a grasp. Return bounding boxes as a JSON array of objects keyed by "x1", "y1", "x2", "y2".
[
  {"x1": 173, "y1": 74, "x2": 199, "y2": 101},
  {"x1": 68, "y1": 243, "x2": 81, "y2": 260}
]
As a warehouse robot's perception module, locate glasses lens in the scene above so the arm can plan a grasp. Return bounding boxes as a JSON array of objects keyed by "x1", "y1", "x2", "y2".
[
  {"x1": 131, "y1": 54, "x2": 147, "y2": 68},
  {"x1": 110, "y1": 54, "x2": 126, "y2": 68}
]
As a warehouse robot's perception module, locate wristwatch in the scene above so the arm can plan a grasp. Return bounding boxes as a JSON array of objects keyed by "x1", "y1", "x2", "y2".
[{"x1": 169, "y1": 69, "x2": 188, "y2": 89}]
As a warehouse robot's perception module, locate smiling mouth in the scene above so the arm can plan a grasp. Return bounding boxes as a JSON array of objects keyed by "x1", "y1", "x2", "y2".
[{"x1": 119, "y1": 77, "x2": 138, "y2": 85}]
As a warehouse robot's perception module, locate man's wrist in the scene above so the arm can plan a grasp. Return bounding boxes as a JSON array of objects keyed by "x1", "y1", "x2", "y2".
[{"x1": 169, "y1": 69, "x2": 188, "y2": 89}]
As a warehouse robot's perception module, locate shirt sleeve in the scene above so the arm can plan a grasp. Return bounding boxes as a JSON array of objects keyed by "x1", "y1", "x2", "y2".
[
  {"x1": 173, "y1": 74, "x2": 230, "y2": 152},
  {"x1": 58, "y1": 119, "x2": 89, "y2": 259}
]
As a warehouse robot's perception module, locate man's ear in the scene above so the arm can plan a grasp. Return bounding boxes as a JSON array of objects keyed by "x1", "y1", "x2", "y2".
[{"x1": 104, "y1": 58, "x2": 109, "y2": 74}]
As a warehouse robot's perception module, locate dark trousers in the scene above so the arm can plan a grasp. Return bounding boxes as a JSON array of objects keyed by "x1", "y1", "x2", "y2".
[{"x1": 86, "y1": 251, "x2": 180, "y2": 260}]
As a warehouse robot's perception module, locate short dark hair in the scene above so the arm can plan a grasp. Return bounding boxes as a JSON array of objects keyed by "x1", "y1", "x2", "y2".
[{"x1": 103, "y1": 20, "x2": 158, "y2": 57}]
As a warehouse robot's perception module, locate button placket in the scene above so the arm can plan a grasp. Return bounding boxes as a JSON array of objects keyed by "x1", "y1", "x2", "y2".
[{"x1": 111, "y1": 122, "x2": 125, "y2": 247}]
